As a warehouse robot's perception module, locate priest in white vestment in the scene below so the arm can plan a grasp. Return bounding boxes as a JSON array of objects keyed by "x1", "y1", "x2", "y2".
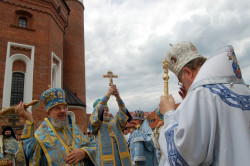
[{"x1": 159, "y1": 42, "x2": 250, "y2": 166}]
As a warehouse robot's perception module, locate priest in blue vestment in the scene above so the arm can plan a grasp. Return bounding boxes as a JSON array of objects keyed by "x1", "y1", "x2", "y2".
[
  {"x1": 14, "y1": 88, "x2": 96, "y2": 166},
  {"x1": 129, "y1": 110, "x2": 158, "y2": 166},
  {"x1": 90, "y1": 85, "x2": 133, "y2": 166},
  {"x1": 0, "y1": 127, "x2": 20, "y2": 166}
]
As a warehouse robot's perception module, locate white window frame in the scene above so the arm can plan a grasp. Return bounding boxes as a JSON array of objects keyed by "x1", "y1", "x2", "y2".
[
  {"x1": 3, "y1": 42, "x2": 34, "y2": 109},
  {"x1": 51, "y1": 52, "x2": 62, "y2": 88}
]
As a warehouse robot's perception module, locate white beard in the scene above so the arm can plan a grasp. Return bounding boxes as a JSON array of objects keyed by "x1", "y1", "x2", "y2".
[
  {"x1": 103, "y1": 115, "x2": 109, "y2": 122},
  {"x1": 50, "y1": 117, "x2": 68, "y2": 128}
]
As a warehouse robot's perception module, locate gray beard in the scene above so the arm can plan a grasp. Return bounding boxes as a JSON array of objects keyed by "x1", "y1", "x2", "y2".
[
  {"x1": 50, "y1": 117, "x2": 68, "y2": 128},
  {"x1": 103, "y1": 115, "x2": 109, "y2": 122}
]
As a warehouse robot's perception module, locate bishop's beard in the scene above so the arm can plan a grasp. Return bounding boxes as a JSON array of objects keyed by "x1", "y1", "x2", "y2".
[
  {"x1": 50, "y1": 117, "x2": 68, "y2": 128},
  {"x1": 103, "y1": 115, "x2": 109, "y2": 122}
]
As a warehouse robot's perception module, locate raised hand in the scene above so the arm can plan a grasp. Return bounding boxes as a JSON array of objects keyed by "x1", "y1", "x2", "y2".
[
  {"x1": 107, "y1": 85, "x2": 116, "y2": 97},
  {"x1": 159, "y1": 95, "x2": 175, "y2": 115},
  {"x1": 15, "y1": 102, "x2": 34, "y2": 122},
  {"x1": 113, "y1": 85, "x2": 120, "y2": 99}
]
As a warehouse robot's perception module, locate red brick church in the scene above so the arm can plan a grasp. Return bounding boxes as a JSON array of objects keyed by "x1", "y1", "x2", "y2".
[{"x1": 0, "y1": 0, "x2": 88, "y2": 134}]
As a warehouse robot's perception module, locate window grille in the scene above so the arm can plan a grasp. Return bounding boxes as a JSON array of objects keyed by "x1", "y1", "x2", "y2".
[
  {"x1": 10, "y1": 72, "x2": 25, "y2": 105},
  {"x1": 19, "y1": 18, "x2": 27, "y2": 27}
]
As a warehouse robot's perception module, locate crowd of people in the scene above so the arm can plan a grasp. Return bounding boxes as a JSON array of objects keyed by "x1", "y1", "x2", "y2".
[{"x1": 0, "y1": 41, "x2": 249, "y2": 166}]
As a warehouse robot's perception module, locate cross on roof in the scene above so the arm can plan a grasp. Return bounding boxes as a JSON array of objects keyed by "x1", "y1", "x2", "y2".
[{"x1": 103, "y1": 71, "x2": 118, "y2": 86}]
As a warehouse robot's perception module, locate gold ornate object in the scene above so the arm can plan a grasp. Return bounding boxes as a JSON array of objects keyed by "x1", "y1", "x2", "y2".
[
  {"x1": 0, "y1": 100, "x2": 39, "y2": 116},
  {"x1": 103, "y1": 71, "x2": 118, "y2": 86},
  {"x1": 108, "y1": 124, "x2": 115, "y2": 137},
  {"x1": 135, "y1": 123, "x2": 141, "y2": 129},
  {"x1": 0, "y1": 159, "x2": 9, "y2": 166},
  {"x1": 163, "y1": 59, "x2": 169, "y2": 99}
]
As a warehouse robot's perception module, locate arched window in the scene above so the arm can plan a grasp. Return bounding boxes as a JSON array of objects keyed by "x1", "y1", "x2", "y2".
[
  {"x1": 19, "y1": 17, "x2": 27, "y2": 27},
  {"x1": 10, "y1": 72, "x2": 25, "y2": 105},
  {"x1": 3, "y1": 42, "x2": 34, "y2": 109}
]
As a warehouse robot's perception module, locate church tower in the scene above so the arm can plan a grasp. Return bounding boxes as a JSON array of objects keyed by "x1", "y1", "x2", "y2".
[
  {"x1": 64, "y1": 0, "x2": 87, "y2": 130},
  {"x1": 0, "y1": 0, "x2": 87, "y2": 133}
]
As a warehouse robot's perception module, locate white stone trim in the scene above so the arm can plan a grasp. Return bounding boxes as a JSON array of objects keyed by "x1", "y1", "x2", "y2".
[
  {"x1": 12, "y1": 71, "x2": 25, "y2": 75},
  {"x1": 3, "y1": 42, "x2": 35, "y2": 109},
  {"x1": 78, "y1": 0, "x2": 83, "y2": 4},
  {"x1": 51, "y1": 52, "x2": 62, "y2": 88}
]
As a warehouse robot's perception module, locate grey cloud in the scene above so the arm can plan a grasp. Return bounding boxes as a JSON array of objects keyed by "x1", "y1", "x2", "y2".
[{"x1": 84, "y1": 0, "x2": 250, "y2": 115}]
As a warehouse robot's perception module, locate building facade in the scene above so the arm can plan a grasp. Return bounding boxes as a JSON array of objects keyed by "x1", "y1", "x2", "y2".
[{"x1": 0, "y1": 0, "x2": 87, "y2": 133}]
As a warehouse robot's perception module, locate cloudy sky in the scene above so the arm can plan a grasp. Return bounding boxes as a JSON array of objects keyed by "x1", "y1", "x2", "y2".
[{"x1": 83, "y1": 0, "x2": 250, "y2": 115}]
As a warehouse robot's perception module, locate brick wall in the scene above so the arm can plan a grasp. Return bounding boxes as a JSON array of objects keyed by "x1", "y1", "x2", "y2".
[
  {"x1": 64, "y1": 0, "x2": 87, "y2": 130},
  {"x1": 0, "y1": 0, "x2": 87, "y2": 133}
]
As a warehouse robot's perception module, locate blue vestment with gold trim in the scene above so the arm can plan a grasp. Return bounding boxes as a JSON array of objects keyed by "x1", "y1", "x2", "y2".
[
  {"x1": 90, "y1": 95, "x2": 132, "y2": 166},
  {"x1": 16, "y1": 116, "x2": 96, "y2": 166},
  {"x1": 130, "y1": 120, "x2": 158, "y2": 166},
  {"x1": 0, "y1": 136, "x2": 19, "y2": 165}
]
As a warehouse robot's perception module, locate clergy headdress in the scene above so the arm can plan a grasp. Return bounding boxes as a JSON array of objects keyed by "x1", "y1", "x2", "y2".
[
  {"x1": 41, "y1": 88, "x2": 67, "y2": 111},
  {"x1": 166, "y1": 41, "x2": 203, "y2": 77},
  {"x1": 133, "y1": 110, "x2": 145, "y2": 120},
  {"x1": 190, "y1": 45, "x2": 244, "y2": 90}
]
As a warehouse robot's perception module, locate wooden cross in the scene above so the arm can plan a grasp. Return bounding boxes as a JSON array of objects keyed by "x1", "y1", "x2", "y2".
[{"x1": 103, "y1": 71, "x2": 118, "y2": 86}]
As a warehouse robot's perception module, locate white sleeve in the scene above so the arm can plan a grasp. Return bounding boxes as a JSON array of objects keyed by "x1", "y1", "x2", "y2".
[{"x1": 161, "y1": 87, "x2": 216, "y2": 166}]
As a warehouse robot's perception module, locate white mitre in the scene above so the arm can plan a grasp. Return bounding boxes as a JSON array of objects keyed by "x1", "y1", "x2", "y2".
[
  {"x1": 165, "y1": 41, "x2": 203, "y2": 77},
  {"x1": 190, "y1": 45, "x2": 245, "y2": 91}
]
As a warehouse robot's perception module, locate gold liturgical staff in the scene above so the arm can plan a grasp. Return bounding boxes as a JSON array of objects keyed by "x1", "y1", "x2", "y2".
[
  {"x1": 103, "y1": 71, "x2": 118, "y2": 86},
  {"x1": 163, "y1": 59, "x2": 169, "y2": 98}
]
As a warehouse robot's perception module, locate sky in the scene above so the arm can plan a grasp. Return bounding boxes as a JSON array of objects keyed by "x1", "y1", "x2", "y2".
[{"x1": 83, "y1": 0, "x2": 250, "y2": 115}]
